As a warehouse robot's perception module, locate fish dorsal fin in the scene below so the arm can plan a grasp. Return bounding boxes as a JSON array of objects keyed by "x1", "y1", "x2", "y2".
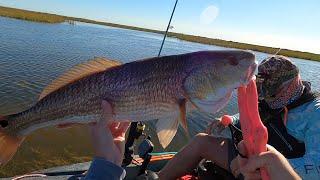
[{"x1": 38, "y1": 57, "x2": 121, "y2": 100}]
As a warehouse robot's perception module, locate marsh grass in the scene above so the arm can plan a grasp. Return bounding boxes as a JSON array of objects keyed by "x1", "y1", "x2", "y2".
[
  {"x1": 1, "y1": 6, "x2": 319, "y2": 62},
  {"x1": 0, "y1": 6, "x2": 65, "y2": 23},
  {"x1": 169, "y1": 33, "x2": 320, "y2": 61}
]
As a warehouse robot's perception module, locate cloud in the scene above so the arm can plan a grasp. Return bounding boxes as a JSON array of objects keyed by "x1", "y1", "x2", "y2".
[{"x1": 200, "y1": 5, "x2": 219, "y2": 25}]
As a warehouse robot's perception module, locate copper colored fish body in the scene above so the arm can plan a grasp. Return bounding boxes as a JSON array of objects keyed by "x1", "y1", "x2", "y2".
[{"x1": 0, "y1": 50, "x2": 256, "y2": 164}]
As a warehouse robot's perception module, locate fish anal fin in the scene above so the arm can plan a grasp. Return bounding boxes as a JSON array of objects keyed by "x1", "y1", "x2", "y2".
[
  {"x1": 156, "y1": 114, "x2": 179, "y2": 149},
  {"x1": 178, "y1": 99, "x2": 189, "y2": 137},
  {"x1": 38, "y1": 57, "x2": 122, "y2": 100}
]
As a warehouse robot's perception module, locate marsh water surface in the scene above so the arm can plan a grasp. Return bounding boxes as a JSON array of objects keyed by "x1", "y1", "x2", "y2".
[{"x1": 0, "y1": 17, "x2": 319, "y2": 177}]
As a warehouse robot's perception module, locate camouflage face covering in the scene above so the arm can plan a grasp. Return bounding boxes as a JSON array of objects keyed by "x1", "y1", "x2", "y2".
[{"x1": 256, "y1": 56, "x2": 304, "y2": 109}]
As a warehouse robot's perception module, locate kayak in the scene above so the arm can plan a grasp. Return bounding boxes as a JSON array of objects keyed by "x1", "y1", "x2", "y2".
[{"x1": 9, "y1": 152, "x2": 176, "y2": 180}]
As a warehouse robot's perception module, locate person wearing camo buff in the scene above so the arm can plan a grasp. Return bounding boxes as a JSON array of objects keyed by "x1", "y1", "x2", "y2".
[
  {"x1": 158, "y1": 55, "x2": 320, "y2": 180},
  {"x1": 229, "y1": 55, "x2": 320, "y2": 179}
]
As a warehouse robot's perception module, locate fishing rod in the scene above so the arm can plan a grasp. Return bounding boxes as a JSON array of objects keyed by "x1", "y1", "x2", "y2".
[
  {"x1": 123, "y1": 0, "x2": 180, "y2": 167},
  {"x1": 274, "y1": 48, "x2": 282, "y2": 55},
  {"x1": 16, "y1": 2, "x2": 179, "y2": 179},
  {"x1": 158, "y1": 0, "x2": 179, "y2": 57}
]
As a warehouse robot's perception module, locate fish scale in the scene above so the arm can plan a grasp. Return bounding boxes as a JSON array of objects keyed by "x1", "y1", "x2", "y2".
[{"x1": 0, "y1": 50, "x2": 256, "y2": 165}]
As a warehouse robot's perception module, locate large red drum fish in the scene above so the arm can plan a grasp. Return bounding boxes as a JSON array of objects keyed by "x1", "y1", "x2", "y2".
[{"x1": 0, "y1": 50, "x2": 256, "y2": 165}]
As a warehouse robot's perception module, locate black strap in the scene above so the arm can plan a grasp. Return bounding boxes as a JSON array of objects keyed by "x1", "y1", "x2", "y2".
[{"x1": 228, "y1": 124, "x2": 246, "y2": 158}]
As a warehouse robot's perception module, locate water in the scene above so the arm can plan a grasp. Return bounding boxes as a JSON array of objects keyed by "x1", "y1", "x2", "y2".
[{"x1": 0, "y1": 16, "x2": 319, "y2": 177}]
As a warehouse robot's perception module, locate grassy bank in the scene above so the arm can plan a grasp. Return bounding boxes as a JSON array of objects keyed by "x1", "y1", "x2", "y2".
[
  {"x1": 1, "y1": 6, "x2": 320, "y2": 61},
  {"x1": 0, "y1": 6, "x2": 65, "y2": 23},
  {"x1": 169, "y1": 33, "x2": 320, "y2": 61}
]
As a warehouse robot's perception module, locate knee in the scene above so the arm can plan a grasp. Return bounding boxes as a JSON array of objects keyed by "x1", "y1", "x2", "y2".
[
  {"x1": 195, "y1": 133, "x2": 209, "y2": 138},
  {"x1": 193, "y1": 133, "x2": 228, "y2": 153},
  {"x1": 192, "y1": 133, "x2": 215, "y2": 148},
  {"x1": 194, "y1": 133, "x2": 209, "y2": 143}
]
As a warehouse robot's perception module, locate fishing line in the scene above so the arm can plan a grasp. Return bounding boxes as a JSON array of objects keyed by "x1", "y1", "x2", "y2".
[
  {"x1": 273, "y1": 48, "x2": 282, "y2": 56},
  {"x1": 158, "y1": 0, "x2": 179, "y2": 57},
  {"x1": 257, "y1": 48, "x2": 282, "y2": 63}
]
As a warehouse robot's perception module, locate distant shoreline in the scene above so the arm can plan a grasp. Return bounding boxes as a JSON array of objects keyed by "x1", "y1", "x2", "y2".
[{"x1": 1, "y1": 6, "x2": 319, "y2": 62}]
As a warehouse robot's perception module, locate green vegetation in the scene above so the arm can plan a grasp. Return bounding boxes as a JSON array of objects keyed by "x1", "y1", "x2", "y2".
[
  {"x1": 1, "y1": 6, "x2": 320, "y2": 61},
  {"x1": 0, "y1": 6, "x2": 65, "y2": 23},
  {"x1": 169, "y1": 33, "x2": 320, "y2": 61}
]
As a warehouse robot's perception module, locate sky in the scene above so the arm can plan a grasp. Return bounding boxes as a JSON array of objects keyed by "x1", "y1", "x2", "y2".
[{"x1": 0, "y1": 0, "x2": 319, "y2": 54}]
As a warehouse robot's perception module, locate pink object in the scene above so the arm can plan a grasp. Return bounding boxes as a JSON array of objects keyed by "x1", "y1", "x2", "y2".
[
  {"x1": 238, "y1": 79, "x2": 269, "y2": 180},
  {"x1": 221, "y1": 115, "x2": 233, "y2": 127}
]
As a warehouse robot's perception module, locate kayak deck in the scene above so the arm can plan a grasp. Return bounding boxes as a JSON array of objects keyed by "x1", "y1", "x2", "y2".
[{"x1": 9, "y1": 153, "x2": 176, "y2": 179}]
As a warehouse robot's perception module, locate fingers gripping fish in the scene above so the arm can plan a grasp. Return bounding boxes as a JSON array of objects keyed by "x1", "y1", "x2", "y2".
[{"x1": 0, "y1": 50, "x2": 256, "y2": 165}]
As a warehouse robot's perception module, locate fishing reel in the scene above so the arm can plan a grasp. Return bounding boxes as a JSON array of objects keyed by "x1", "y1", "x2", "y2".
[
  {"x1": 138, "y1": 136, "x2": 154, "y2": 175},
  {"x1": 122, "y1": 122, "x2": 159, "y2": 179},
  {"x1": 136, "y1": 136, "x2": 160, "y2": 179},
  {"x1": 123, "y1": 122, "x2": 146, "y2": 166}
]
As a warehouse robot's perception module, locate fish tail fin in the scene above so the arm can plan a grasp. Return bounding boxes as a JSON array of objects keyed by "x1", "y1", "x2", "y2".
[{"x1": 0, "y1": 115, "x2": 25, "y2": 165}]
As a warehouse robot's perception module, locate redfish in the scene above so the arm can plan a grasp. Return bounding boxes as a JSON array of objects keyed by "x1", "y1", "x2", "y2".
[{"x1": 0, "y1": 50, "x2": 256, "y2": 165}]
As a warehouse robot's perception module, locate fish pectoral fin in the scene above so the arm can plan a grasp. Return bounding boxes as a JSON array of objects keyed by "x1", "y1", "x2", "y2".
[
  {"x1": 190, "y1": 91, "x2": 232, "y2": 114},
  {"x1": 156, "y1": 115, "x2": 179, "y2": 149},
  {"x1": 38, "y1": 57, "x2": 122, "y2": 100}
]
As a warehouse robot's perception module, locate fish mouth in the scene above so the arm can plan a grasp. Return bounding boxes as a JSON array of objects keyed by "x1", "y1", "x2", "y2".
[{"x1": 241, "y1": 62, "x2": 257, "y2": 86}]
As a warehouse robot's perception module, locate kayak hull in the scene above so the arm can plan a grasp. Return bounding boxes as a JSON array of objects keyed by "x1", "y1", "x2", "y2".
[{"x1": 9, "y1": 153, "x2": 176, "y2": 180}]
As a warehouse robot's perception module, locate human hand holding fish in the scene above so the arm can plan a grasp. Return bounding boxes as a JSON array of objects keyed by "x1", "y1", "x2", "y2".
[
  {"x1": 231, "y1": 141, "x2": 301, "y2": 180},
  {"x1": 88, "y1": 100, "x2": 130, "y2": 166}
]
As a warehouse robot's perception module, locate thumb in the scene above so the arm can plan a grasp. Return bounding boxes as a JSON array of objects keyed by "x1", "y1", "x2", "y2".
[
  {"x1": 240, "y1": 152, "x2": 271, "y2": 173},
  {"x1": 237, "y1": 141, "x2": 248, "y2": 157},
  {"x1": 101, "y1": 100, "x2": 113, "y2": 122}
]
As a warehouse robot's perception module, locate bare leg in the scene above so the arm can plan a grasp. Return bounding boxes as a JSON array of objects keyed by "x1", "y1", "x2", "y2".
[{"x1": 158, "y1": 133, "x2": 230, "y2": 180}]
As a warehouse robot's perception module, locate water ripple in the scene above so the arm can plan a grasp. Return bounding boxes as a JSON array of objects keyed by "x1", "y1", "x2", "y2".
[{"x1": 0, "y1": 16, "x2": 320, "y2": 176}]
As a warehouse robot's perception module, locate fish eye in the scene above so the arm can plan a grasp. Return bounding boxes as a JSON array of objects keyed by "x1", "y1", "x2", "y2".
[
  {"x1": 0, "y1": 120, "x2": 8, "y2": 128},
  {"x1": 227, "y1": 56, "x2": 238, "y2": 66}
]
